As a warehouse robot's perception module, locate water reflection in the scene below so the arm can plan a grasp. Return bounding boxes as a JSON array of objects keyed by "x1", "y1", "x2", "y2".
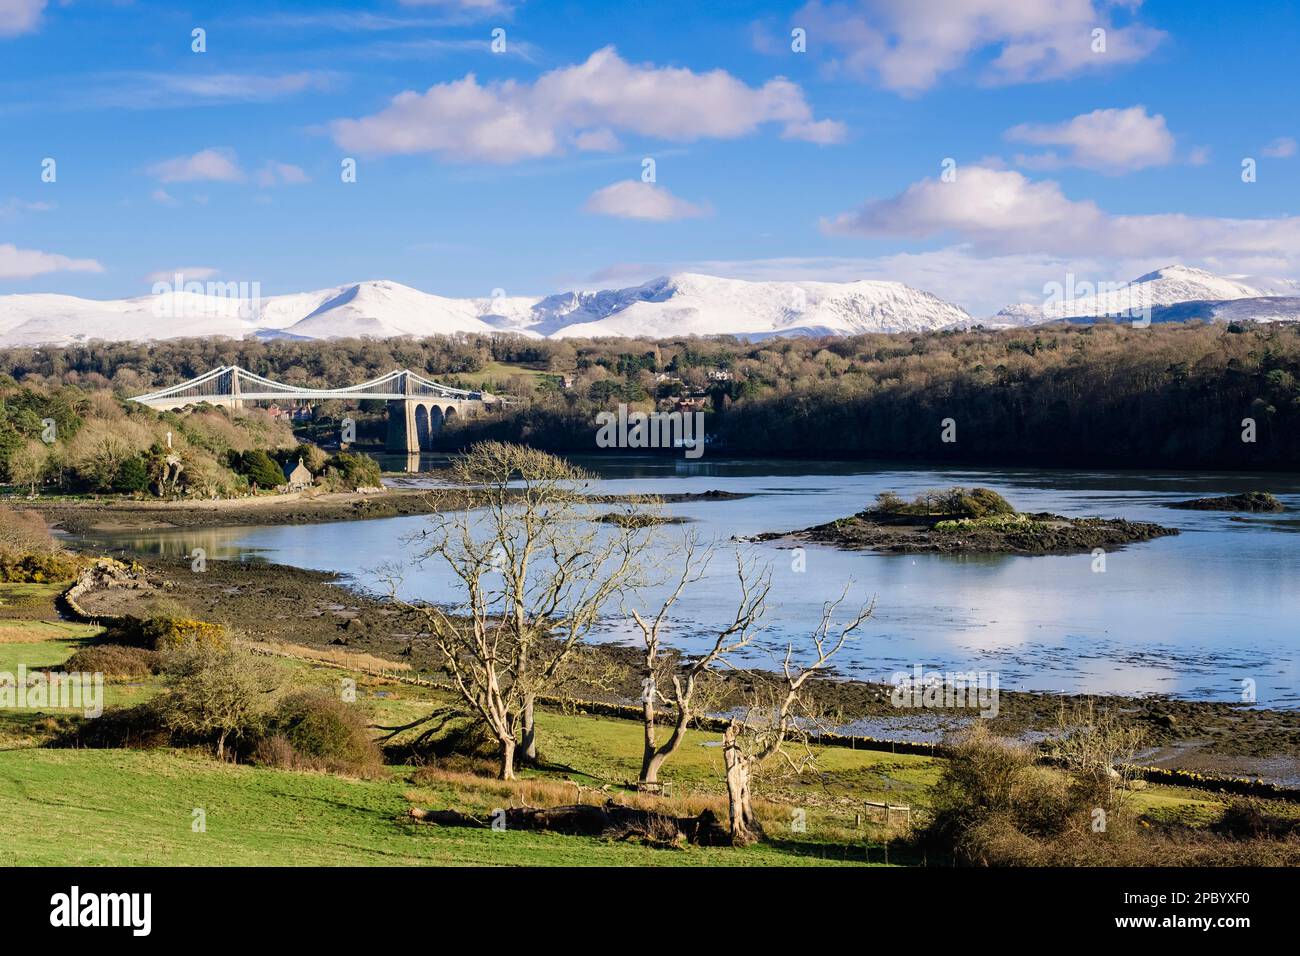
[{"x1": 74, "y1": 457, "x2": 1300, "y2": 707}]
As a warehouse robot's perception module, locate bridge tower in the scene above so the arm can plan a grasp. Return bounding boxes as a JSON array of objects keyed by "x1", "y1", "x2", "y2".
[
  {"x1": 225, "y1": 366, "x2": 243, "y2": 411},
  {"x1": 385, "y1": 370, "x2": 421, "y2": 455}
]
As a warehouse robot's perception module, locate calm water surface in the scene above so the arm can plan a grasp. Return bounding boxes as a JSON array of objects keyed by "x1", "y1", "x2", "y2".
[{"x1": 75, "y1": 457, "x2": 1300, "y2": 708}]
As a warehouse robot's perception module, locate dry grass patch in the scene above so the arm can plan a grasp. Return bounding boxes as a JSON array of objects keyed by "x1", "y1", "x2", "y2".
[{"x1": 241, "y1": 639, "x2": 411, "y2": 674}]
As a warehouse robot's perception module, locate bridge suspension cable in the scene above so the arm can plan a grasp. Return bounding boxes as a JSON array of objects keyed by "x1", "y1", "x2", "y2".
[{"x1": 130, "y1": 365, "x2": 485, "y2": 407}]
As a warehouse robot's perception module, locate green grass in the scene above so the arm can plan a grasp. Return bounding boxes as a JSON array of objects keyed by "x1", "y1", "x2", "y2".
[
  {"x1": 476, "y1": 361, "x2": 561, "y2": 394},
  {"x1": 0, "y1": 749, "x2": 875, "y2": 866},
  {"x1": 0, "y1": 581, "x2": 67, "y2": 621}
]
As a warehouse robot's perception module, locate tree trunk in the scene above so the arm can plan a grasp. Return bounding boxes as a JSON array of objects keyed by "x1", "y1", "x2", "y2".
[
  {"x1": 642, "y1": 749, "x2": 668, "y2": 785},
  {"x1": 520, "y1": 695, "x2": 537, "y2": 763},
  {"x1": 723, "y1": 720, "x2": 759, "y2": 846},
  {"x1": 216, "y1": 731, "x2": 227, "y2": 762},
  {"x1": 498, "y1": 737, "x2": 516, "y2": 781},
  {"x1": 640, "y1": 695, "x2": 659, "y2": 783},
  {"x1": 641, "y1": 704, "x2": 689, "y2": 785}
]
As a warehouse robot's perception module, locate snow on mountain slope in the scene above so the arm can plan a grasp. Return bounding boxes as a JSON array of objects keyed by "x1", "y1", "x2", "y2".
[
  {"x1": 0, "y1": 292, "x2": 263, "y2": 346},
  {"x1": 277, "y1": 281, "x2": 498, "y2": 339},
  {"x1": 539, "y1": 274, "x2": 971, "y2": 339},
  {"x1": 989, "y1": 265, "x2": 1299, "y2": 325},
  {"x1": 0, "y1": 274, "x2": 970, "y2": 345}
]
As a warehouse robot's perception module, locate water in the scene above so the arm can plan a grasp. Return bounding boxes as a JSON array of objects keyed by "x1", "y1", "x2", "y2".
[{"x1": 75, "y1": 457, "x2": 1300, "y2": 707}]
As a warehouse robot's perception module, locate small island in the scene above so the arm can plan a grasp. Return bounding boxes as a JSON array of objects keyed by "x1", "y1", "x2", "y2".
[
  {"x1": 757, "y1": 487, "x2": 1178, "y2": 555},
  {"x1": 1168, "y1": 491, "x2": 1285, "y2": 512}
]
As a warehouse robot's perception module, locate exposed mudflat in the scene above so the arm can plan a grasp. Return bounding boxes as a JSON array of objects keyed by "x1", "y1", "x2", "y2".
[{"x1": 756, "y1": 509, "x2": 1178, "y2": 555}]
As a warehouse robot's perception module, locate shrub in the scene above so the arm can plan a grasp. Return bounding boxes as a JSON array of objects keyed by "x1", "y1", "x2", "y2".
[
  {"x1": 870, "y1": 487, "x2": 1017, "y2": 519},
  {"x1": 114, "y1": 455, "x2": 150, "y2": 493},
  {"x1": 321, "y1": 452, "x2": 382, "y2": 491},
  {"x1": 62, "y1": 644, "x2": 160, "y2": 679},
  {"x1": 956, "y1": 487, "x2": 1016, "y2": 518},
  {"x1": 235, "y1": 449, "x2": 285, "y2": 490},
  {"x1": 874, "y1": 491, "x2": 906, "y2": 513},
  {"x1": 0, "y1": 550, "x2": 82, "y2": 583},
  {"x1": 254, "y1": 691, "x2": 382, "y2": 776},
  {"x1": 153, "y1": 645, "x2": 282, "y2": 759},
  {"x1": 106, "y1": 615, "x2": 228, "y2": 652},
  {"x1": 0, "y1": 505, "x2": 56, "y2": 556},
  {"x1": 923, "y1": 724, "x2": 1079, "y2": 864}
]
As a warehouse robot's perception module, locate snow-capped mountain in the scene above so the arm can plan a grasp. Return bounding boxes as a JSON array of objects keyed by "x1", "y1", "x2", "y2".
[
  {"x1": 989, "y1": 265, "x2": 1300, "y2": 326},
  {"x1": 530, "y1": 274, "x2": 971, "y2": 339},
  {"x1": 5, "y1": 265, "x2": 1295, "y2": 348},
  {"x1": 0, "y1": 274, "x2": 971, "y2": 346}
]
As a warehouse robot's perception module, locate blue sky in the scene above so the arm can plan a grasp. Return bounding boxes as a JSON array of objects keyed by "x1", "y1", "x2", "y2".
[{"x1": 1, "y1": 0, "x2": 1298, "y2": 315}]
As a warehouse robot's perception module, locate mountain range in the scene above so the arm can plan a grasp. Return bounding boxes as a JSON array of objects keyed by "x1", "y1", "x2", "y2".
[{"x1": 0, "y1": 265, "x2": 1296, "y2": 348}]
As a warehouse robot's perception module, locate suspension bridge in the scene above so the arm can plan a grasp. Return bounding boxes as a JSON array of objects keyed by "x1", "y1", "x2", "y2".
[{"x1": 130, "y1": 365, "x2": 500, "y2": 454}]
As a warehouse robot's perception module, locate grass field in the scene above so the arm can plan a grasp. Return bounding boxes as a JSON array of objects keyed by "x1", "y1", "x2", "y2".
[
  {"x1": 475, "y1": 361, "x2": 560, "y2": 394},
  {"x1": 0, "y1": 580, "x2": 1265, "y2": 866}
]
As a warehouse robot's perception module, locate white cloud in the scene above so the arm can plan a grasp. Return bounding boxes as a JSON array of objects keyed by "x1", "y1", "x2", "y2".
[
  {"x1": 0, "y1": 198, "x2": 54, "y2": 219},
  {"x1": 1006, "y1": 106, "x2": 1174, "y2": 172},
  {"x1": 69, "y1": 72, "x2": 337, "y2": 111},
  {"x1": 0, "y1": 243, "x2": 103, "y2": 280},
  {"x1": 144, "y1": 267, "x2": 219, "y2": 284},
  {"x1": 156, "y1": 72, "x2": 334, "y2": 101},
  {"x1": 255, "y1": 161, "x2": 311, "y2": 187},
  {"x1": 330, "y1": 46, "x2": 843, "y2": 163},
  {"x1": 572, "y1": 128, "x2": 621, "y2": 152},
  {"x1": 1262, "y1": 137, "x2": 1297, "y2": 158},
  {"x1": 795, "y1": 0, "x2": 1165, "y2": 93},
  {"x1": 584, "y1": 181, "x2": 709, "y2": 221},
  {"x1": 0, "y1": 0, "x2": 45, "y2": 37},
  {"x1": 148, "y1": 149, "x2": 244, "y2": 184},
  {"x1": 823, "y1": 165, "x2": 1300, "y2": 261}
]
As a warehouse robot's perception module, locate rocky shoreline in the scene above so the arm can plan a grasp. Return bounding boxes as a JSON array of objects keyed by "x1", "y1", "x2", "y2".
[{"x1": 757, "y1": 509, "x2": 1178, "y2": 555}]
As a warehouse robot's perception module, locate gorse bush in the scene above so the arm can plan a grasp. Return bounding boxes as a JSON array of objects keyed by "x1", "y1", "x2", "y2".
[{"x1": 106, "y1": 616, "x2": 229, "y2": 652}]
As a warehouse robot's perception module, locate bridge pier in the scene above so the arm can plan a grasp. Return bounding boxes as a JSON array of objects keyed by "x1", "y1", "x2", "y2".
[{"x1": 385, "y1": 400, "x2": 467, "y2": 454}]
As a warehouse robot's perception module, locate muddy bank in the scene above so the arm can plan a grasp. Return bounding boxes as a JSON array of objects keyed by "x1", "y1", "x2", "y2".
[
  {"x1": 756, "y1": 509, "x2": 1178, "y2": 555},
  {"x1": 21, "y1": 487, "x2": 752, "y2": 535},
  {"x1": 72, "y1": 552, "x2": 1300, "y2": 784}
]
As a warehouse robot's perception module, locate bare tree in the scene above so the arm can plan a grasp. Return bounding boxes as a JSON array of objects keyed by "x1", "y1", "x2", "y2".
[
  {"x1": 393, "y1": 442, "x2": 657, "y2": 780},
  {"x1": 722, "y1": 590, "x2": 874, "y2": 845},
  {"x1": 631, "y1": 535, "x2": 771, "y2": 786},
  {"x1": 1047, "y1": 699, "x2": 1148, "y2": 814}
]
